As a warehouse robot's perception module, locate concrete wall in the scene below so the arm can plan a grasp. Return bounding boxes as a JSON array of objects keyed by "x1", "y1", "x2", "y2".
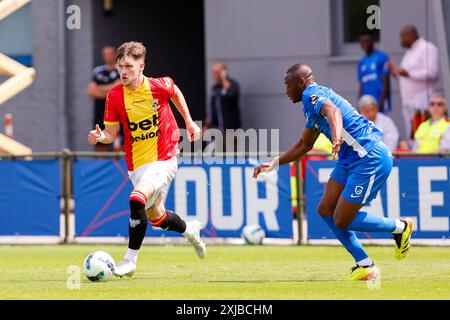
[
  {"x1": 205, "y1": 0, "x2": 331, "y2": 151},
  {"x1": 205, "y1": 0, "x2": 440, "y2": 150},
  {"x1": 0, "y1": 0, "x2": 444, "y2": 151}
]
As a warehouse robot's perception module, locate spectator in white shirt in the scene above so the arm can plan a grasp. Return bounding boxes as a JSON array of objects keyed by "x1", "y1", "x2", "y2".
[
  {"x1": 358, "y1": 95, "x2": 399, "y2": 151},
  {"x1": 389, "y1": 24, "x2": 440, "y2": 142}
]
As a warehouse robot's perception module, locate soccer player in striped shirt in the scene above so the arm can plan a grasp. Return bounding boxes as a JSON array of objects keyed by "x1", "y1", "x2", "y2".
[
  {"x1": 88, "y1": 42, "x2": 206, "y2": 277},
  {"x1": 254, "y1": 64, "x2": 414, "y2": 281}
]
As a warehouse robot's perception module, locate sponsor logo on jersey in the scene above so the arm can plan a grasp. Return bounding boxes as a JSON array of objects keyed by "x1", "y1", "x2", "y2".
[
  {"x1": 126, "y1": 114, "x2": 161, "y2": 143},
  {"x1": 127, "y1": 114, "x2": 160, "y2": 132},
  {"x1": 151, "y1": 99, "x2": 160, "y2": 111},
  {"x1": 129, "y1": 130, "x2": 160, "y2": 143}
]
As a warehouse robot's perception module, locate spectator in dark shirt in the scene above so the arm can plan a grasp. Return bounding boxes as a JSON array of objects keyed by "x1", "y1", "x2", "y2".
[
  {"x1": 204, "y1": 62, "x2": 242, "y2": 133},
  {"x1": 86, "y1": 44, "x2": 121, "y2": 151},
  {"x1": 203, "y1": 62, "x2": 242, "y2": 152}
]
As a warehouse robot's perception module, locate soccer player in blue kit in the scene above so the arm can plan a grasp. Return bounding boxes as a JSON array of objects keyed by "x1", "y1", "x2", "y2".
[
  {"x1": 253, "y1": 64, "x2": 414, "y2": 280},
  {"x1": 358, "y1": 32, "x2": 391, "y2": 113}
]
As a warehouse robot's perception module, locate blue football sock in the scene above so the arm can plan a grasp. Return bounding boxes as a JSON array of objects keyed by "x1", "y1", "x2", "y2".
[
  {"x1": 346, "y1": 211, "x2": 396, "y2": 233},
  {"x1": 321, "y1": 215, "x2": 369, "y2": 263}
]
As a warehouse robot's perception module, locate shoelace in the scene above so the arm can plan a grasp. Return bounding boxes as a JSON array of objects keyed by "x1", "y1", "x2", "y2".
[{"x1": 351, "y1": 263, "x2": 374, "y2": 272}]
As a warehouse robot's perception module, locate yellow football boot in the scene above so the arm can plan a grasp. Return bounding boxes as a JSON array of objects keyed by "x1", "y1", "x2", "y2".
[
  {"x1": 394, "y1": 218, "x2": 414, "y2": 260},
  {"x1": 348, "y1": 264, "x2": 379, "y2": 281}
]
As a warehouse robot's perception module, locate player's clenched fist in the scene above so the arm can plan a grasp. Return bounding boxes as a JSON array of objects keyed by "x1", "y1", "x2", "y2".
[
  {"x1": 331, "y1": 138, "x2": 344, "y2": 159},
  {"x1": 186, "y1": 121, "x2": 201, "y2": 142},
  {"x1": 88, "y1": 124, "x2": 105, "y2": 145}
]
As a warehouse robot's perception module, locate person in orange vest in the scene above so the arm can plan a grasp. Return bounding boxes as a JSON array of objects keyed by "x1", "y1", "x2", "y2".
[{"x1": 413, "y1": 92, "x2": 449, "y2": 153}]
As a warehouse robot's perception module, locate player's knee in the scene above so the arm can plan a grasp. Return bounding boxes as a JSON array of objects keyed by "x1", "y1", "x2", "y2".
[
  {"x1": 317, "y1": 202, "x2": 334, "y2": 217},
  {"x1": 129, "y1": 190, "x2": 148, "y2": 225},
  {"x1": 334, "y1": 215, "x2": 349, "y2": 230}
]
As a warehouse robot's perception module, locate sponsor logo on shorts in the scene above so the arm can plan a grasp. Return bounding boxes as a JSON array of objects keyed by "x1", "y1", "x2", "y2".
[{"x1": 350, "y1": 185, "x2": 364, "y2": 198}]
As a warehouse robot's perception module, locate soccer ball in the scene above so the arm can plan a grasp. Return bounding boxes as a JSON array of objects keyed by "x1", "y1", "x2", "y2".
[
  {"x1": 242, "y1": 224, "x2": 265, "y2": 245},
  {"x1": 83, "y1": 251, "x2": 116, "y2": 282}
]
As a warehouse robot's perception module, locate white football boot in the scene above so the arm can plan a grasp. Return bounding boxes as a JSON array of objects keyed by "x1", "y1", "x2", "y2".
[
  {"x1": 185, "y1": 220, "x2": 206, "y2": 259},
  {"x1": 114, "y1": 258, "x2": 136, "y2": 278}
]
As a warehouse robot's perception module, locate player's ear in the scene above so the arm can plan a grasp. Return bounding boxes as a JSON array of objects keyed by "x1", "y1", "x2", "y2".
[{"x1": 299, "y1": 77, "x2": 305, "y2": 89}]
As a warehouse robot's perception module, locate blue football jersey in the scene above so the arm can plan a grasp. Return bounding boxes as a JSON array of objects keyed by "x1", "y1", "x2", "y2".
[
  {"x1": 358, "y1": 50, "x2": 391, "y2": 112},
  {"x1": 302, "y1": 82, "x2": 382, "y2": 164}
]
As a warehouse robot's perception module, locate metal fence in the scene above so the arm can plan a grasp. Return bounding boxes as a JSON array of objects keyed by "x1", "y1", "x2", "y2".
[{"x1": 1, "y1": 150, "x2": 449, "y2": 244}]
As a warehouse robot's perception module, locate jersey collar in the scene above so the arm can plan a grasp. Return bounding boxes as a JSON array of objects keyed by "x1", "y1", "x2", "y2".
[
  {"x1": 303, "y1": 82, "x2": 318, "y2": 95},
  {"x1": 123, "y1": 76, "x2": 148, "y2": 94}
]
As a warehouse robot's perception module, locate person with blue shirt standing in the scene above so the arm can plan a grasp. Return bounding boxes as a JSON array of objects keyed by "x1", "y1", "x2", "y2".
[
  {"x1": 358, "y1": 33, "x2": 391, "y2": 113},
  {"x1": 253, "y1": 64, "x2": 414, "y2": 281}
]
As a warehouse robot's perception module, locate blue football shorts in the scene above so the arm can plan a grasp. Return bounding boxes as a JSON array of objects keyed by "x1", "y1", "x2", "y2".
[{"x1": 330, "y1": 141, "x2": 393, "y2": 204}]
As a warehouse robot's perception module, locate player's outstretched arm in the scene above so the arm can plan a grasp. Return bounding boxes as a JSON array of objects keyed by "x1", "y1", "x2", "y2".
[
  {"x1": 170, "y1": 85, "x2": 201, "y2": 142},
  {"x1": 88, "y1": 124, "x2": 119, "y2": 145},
  {"x1": 253, "y1": 128, "x2": 320, "y2": 178},
  {"x1": 320, "y1": 101, "x2": 343, "y2": 159}
]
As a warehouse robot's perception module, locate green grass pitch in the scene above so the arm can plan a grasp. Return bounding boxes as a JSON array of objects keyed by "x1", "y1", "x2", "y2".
[{"x1": 0, "y1": 245, "x2": 449, "y2": 299}]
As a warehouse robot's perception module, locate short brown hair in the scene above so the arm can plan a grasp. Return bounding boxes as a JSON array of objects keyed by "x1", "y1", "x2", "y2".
[{"x1": 116, "y1": 41, "x2": 146, "y2": 61}]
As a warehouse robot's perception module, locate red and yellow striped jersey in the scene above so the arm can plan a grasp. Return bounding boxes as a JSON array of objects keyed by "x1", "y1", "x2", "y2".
[{"x1": 104, "y1": 76, "x2": 180, "y2": 171}]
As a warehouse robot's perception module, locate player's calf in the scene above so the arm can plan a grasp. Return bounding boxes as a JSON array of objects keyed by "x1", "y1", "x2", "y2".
[
  {"x1": 150, "y1": 210, "x2": 187, "y2": 234},
  {"x1": 128, "y1": 190, "x2": 149, "y2": 250},
  {"x1": 115, "y1": 190, "x2": 149, "y2": 277}
]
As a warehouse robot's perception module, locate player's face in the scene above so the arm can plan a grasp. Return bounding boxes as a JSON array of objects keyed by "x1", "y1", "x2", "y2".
[
  {"x1": 117, "y1": 56, "x2": 144, "y2": 87},
  {"x1": 359, "y1": 35, "x2": 373, "y2": 54},
  {"x1": 284, "y1": 75, "x2": 302, "y2": 103}
]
